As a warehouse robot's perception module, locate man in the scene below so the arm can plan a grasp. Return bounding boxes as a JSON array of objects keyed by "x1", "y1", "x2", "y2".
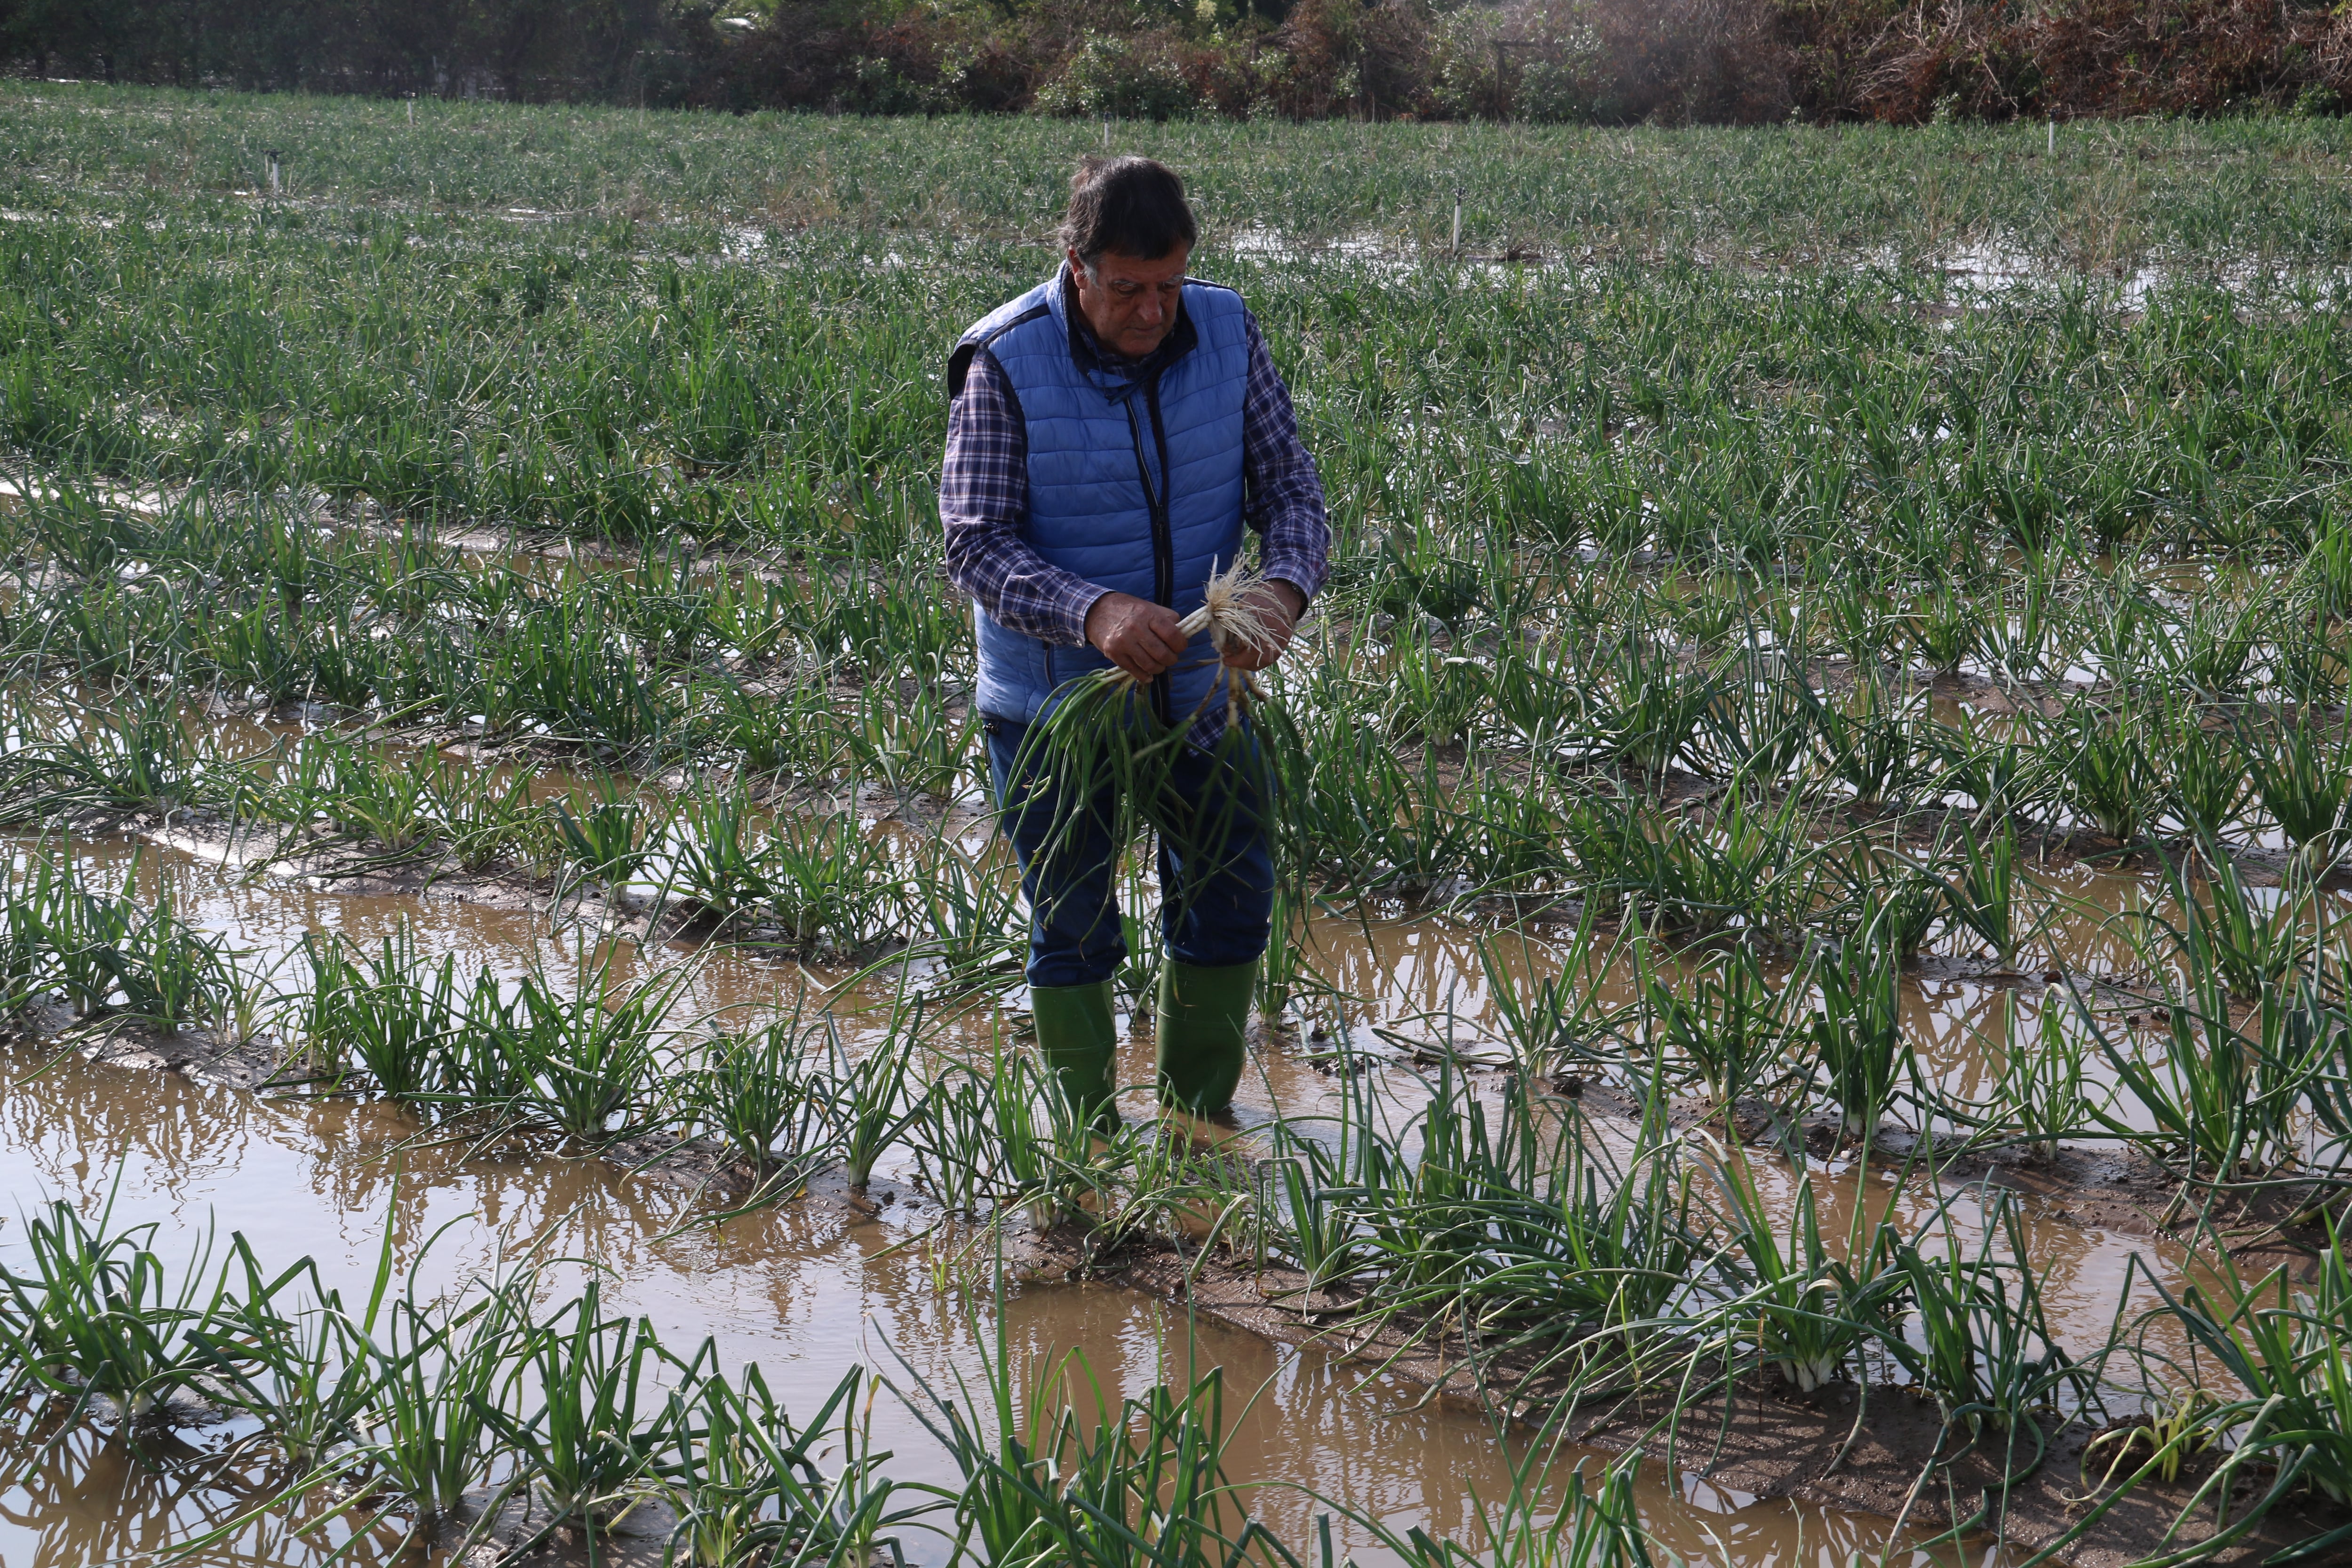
[{"x1": 941, "y1": 155, "x2": 1329, "y2": 1125}]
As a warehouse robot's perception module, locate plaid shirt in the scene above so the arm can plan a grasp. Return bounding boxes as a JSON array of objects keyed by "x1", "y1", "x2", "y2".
[{"x1": 941, "y1": 276, "x2": 1330, "y2": 741}]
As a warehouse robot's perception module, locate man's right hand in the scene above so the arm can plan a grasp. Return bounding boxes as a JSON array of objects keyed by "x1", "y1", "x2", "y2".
[{"x1": 1085, "y1": 591, "x2": 1190, "y2": 682}]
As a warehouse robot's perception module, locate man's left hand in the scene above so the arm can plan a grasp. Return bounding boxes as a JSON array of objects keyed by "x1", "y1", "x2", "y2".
[{"x1": 1222, "y1": 580, "x2": 1307, "y2": 672}]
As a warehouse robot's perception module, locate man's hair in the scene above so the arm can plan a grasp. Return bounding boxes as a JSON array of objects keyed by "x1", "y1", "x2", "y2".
[{"x1": 1059, "y1": 156, "x2": 1197, "y2": 270}]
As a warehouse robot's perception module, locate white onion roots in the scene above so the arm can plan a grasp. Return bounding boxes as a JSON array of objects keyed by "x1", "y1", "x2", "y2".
[{"x1": 1115, "y1": 557, "x2": 1280, "y2": 716}]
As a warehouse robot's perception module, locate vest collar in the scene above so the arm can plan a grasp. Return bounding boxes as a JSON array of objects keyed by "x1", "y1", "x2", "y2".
[{"x1": 1048, "y1": 264, "x2": 1197, "y2": 399}]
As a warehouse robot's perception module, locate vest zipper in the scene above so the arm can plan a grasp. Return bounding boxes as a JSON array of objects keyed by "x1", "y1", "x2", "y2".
[
  {"x1": 1143, "y1": 377, "x2": 1176, "y2": 608},
  {"x1": 1124, "y1": 381, "x2": 1179, "y2": 725}
]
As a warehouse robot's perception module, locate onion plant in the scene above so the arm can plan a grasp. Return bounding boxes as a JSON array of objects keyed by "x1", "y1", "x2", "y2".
[
  {"x1": 352, "y1": 1258, "x2": 538, "y2": 1528},
  {"x1": 898, "y1": 830, "x2": 1024, "y2": 990},
  {"x1": 5, "y1": 852, "x2": 236, "y2": 1030},
  {"x1": 658, "y1": 791, "x2": 903, "y2": 955},
  {"x1": 0, "y1": 1190, "x2": 234, "y2": 1432},
  {"x1": 1804, "y1": 919, "x2": 1909, "y2": 1143},
  {"x1": 1797, "y1": 674, "x2": 1925, "y2": 808},
  {"x1": 1586, "y1": 633, "x2": 1721, "y2": 776},
  {"x1": 1258, "y1": 1141, "x2": 1352, "y2": 1298},
  {"x1": 549, "y1": 772, "x2": 662, "y2": 891},
  {"x1": 898, "y1": 1317, "x2": 1268, "y2": 1568},
  {"x1": 2051, "y1": 1253, "x2": 2352, "y2": 1563},
  {"x1": 834, "y1": 996, "x2": 934, "y2": 1191},
  {"x1": 2058, "y1": 702, "x2": 2160, "y2": 849},
  {"x1": 448, "y1": 966, "x2": 531, "y2": 1106},
  {"x1": 1941, "y1": 820, "x2": 2031, "y2": 969},
  {"x1": 1635, "y1": 938, "x2": 1806, "y2": 1117},
  {"x1": 190, "y1": 1237, "x2": 383, "y2": 1474},
  {"x1": 105, "y1": 881, "x2": 237, "y2": 1032},
  {"x1": 2145, "y1": 841, "x2": 2322, "y2": 1000},
  {"x1": 1692, "y1": 648, "x2": 1814, "y2": 786},
  {"x1": 474, "y1": 1281, "x2": 662, "y2": 1537},
  {"x1": 299, "y1": 929, "x2": 459, "y2": 1099},
  {"x1": 492, "y1": 952, "x2": 694, "y2": 1143},
  {"x1": 0, "y1": 688, "x2": 215, "y2": 822},
  {"x1": 688, "y1": 1003, "x2": 834, "y2": 1185},
  {"x1": 1475, "y1": 907, "x2": 1626, "y2": 1074},
  {"x1": 2162, "y1": 594, "x2": 2265, "y2": 700},
  {"x1": 1308, "y1": 1065, "x2": 1701, "y2": 1393},
  {"x1": 2239, "y1": 714, "x2": 2352, "y2": 871},
  {"x1": 986, "y1": 1048, "x2": 1145, "y2": 1234},
  {"x1": 1889, "y1": 1194, "x2": 2095, "y2": 1441},
  {"x1": 1695, "y1": 1152, "x2": 1906, "y2": 1395},
  {"x1": 1962, "y1": 994, "x2": 2093, "y2": 1164},
  {"x1": 1343, "y1": 1448, "x2": 1660, "y2": 1568},
  {"x1": 1376, "y1": 621, "x2": 1488, "y2": 749},
  {"x1": 2161, "y1": 711, "x2": 2254, "y2": 839},
  {"x1": 655, "y1": 1360, "x2": 911, "y2": 1568},
  {"x1": 1001, "y1": 560, "x2": 1303, "y2": 912},
  {"x1": 2087, "y1": 897, "x2": 2329, "y2": 1178},
  {"x1": 2134, "y1": 1232, "x2": 2352, "y2": 1512},
  {"x1": 908, "y1": 1059, "x2": 1004, "y2": 1217},
  {"x1": 0, "y1": 852, "x2": 48, "y2": 1015},
  {"x1": 1905, "y1": 580, "x2": 1989, "y2": 676},
  {"x1": 1932, "y1": 705, "x2": 2048, "y2": 828}
]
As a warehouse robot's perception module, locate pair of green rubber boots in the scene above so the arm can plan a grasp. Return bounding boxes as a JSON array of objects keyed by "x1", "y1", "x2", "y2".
[{"x1": 1031, "y1": 958, "x2": 1255, "y2": 1128}]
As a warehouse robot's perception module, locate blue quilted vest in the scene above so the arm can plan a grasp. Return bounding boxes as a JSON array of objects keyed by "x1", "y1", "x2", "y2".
[{"x1": 949, "y1": 271, "x2": 1251, "y2": 730}]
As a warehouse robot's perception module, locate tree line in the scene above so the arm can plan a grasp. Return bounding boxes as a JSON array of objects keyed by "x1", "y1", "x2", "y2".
[{"x1": 3, "y1": 1, "x2": 2349, "y2": 123}]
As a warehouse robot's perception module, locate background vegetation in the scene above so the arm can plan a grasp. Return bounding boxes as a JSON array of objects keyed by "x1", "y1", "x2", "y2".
[{"x1": 9, "y1": 1, "x2": 2352, "y2": 124}]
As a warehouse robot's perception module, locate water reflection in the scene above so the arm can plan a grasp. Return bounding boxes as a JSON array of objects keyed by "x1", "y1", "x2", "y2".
[
  {"x1": 0, "y1": 1019, "x2": 1998, "y2": 1567},
  {"x1": 6, "y1": 821, "x2": 2249, "y2": 1566}
]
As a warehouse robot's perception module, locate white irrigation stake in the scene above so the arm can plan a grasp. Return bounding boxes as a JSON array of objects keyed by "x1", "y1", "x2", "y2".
[
  {"x1": 1451, "y1": 186, "x2": 1462, "y2": 256},
  {"x1": 406, "y1": 95, "x2": 414, "y2": 126},
  {"x1": 2047, "y1": 119, "x2": 2055, "y2": 155},
  {"x1": 266, "y1": 150, "x2": 281, "y2": 196},
  {"x1": 1102, "y1": 115, "x2": 1111, "y2": 151}
]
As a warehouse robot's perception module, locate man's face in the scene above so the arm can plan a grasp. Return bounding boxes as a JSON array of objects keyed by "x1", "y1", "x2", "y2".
[{"x1": 1068, "y1": 245, "x2": 1190, "y2": 360}]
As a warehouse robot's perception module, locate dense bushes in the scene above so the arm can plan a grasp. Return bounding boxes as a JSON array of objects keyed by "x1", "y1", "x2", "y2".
[
  {"x1": 7, "y1": 0, "x2": 2352, "y2": 122},
  {"x1": 0, "y1": 0, "x2": 726, "y2": 101},
  {"x1": 1781, "y1": 0, "x2": 2352, "y2": 124}
]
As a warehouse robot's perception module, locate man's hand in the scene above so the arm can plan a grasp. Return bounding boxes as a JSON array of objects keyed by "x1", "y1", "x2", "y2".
[
  {"x1": 1221, "y1": 580, "x2": 1306, "y2": 672},
  {"x1": 1085, "y1": 591, "x2": 1191, "y2": 681}
]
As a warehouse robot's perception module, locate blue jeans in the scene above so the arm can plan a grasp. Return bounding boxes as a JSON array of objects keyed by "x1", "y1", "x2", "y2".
[{"x1": 985, "y1": 713, "x2": 1275, "y2": 988}]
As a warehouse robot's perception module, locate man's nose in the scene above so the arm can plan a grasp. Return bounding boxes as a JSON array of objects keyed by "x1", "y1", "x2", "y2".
[{"x1": 1137, "y1": 292, "x2": 1164, "y2": 323}]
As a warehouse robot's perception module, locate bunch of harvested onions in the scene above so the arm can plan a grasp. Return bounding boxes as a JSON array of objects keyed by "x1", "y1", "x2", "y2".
[
  {"x1": 1003, "y1": 558, "x2": 1303, "y2": 898},
  {"x1": 1109, "y1": 558, "x2": 1282, "y2": 717}
]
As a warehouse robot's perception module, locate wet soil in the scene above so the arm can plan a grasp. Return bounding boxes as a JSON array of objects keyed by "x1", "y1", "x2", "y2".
[
  {"x1": 0, "y1": 1026, "x2": 1979, "y2": 1568},
  {"x1": 123, "y1": 804, "x2": 916, "y2": 971},
  {"x1": 48, "y1": 805, "x2": 2313, "y2": 1282},
  {"x1": 1678, "y1": 1088, "x2": 2340, "y2": 1263},
  {"x1": 7, "y1": 999, "x2": 284, "y2": 1090},
  {"x1": 11, "y1": 818, "x2": 2348, "y2": 1564},
  {"x1": 9, "y1": 984, "x2": 2304, "y2": 1568},
  {"x1": 1097, "y1": 1237, "x2": 2349, "y2": 1568}
]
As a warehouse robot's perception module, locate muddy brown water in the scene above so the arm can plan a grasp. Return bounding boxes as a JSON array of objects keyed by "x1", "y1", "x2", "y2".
[{"x1": 6, "y1": 824, "x2": 2302, "y2": 1567}]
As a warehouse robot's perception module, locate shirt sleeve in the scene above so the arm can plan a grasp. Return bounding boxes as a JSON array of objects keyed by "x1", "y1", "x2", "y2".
[
  {"x1": 1239, "y1": 311, "x2": 1331, "y2": 606},
  {"x1": 938, "y1": 347, "x2": 1108, "y2": 648}
]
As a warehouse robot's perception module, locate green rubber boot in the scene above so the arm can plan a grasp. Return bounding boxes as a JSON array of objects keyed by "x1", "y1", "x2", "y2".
[
  {"x1": 1031, "y1": 980, "x2": 1120, "y2": 1131},
  {"x1": 1155, "y1": 958, "x2": 1256, "y2": 1115}
]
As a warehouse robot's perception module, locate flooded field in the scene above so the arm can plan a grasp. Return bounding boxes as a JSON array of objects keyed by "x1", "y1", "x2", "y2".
[
  {"x1": 3, "y1": 832, "x2": 2022, "y2": 1568},
  {"x1": 11, "y1": 80, "x2": 2352, "y2": 1568},
  {"x1": 0, "y1": 800, "x2": 2326, "y2": 1564}
]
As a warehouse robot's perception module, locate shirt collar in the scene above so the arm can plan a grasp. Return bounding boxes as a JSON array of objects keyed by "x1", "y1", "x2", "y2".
[{"x1": 1057, "y1": 264, "x2": 1192, "y2": 385}]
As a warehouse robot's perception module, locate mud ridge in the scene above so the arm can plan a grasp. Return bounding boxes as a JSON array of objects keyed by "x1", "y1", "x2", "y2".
[{"x1": 1096, "y1": 1237, "x2": 2351, "y2": 1568}]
